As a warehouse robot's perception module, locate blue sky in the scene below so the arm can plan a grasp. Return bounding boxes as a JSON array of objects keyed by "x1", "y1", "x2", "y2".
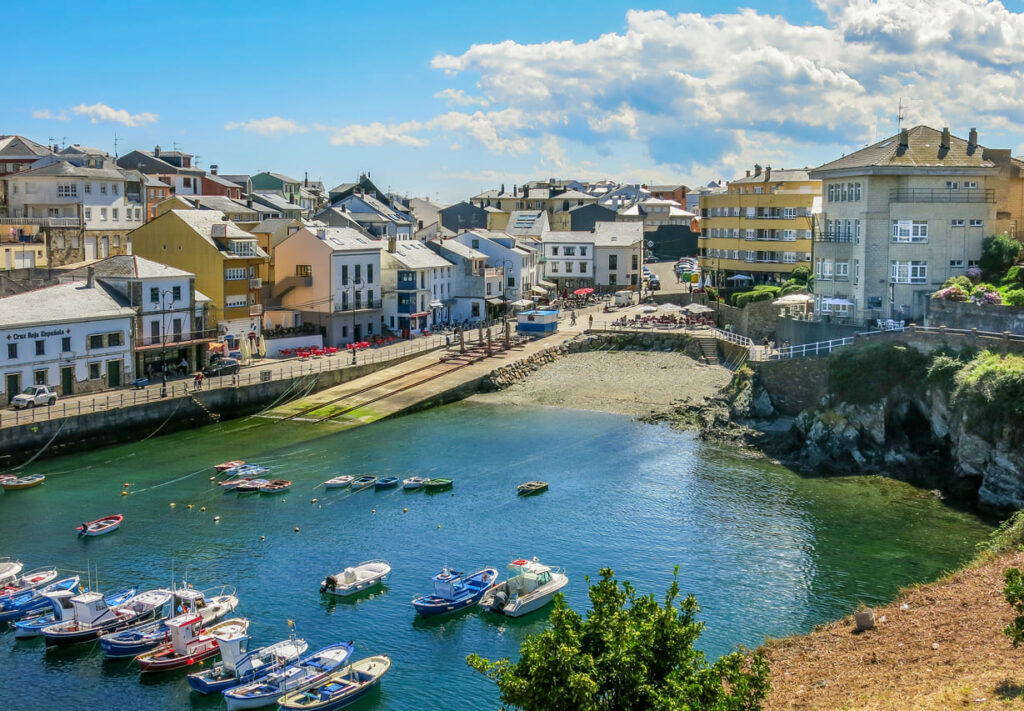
[{"x1": 5, "y1": 0, "x2": 1024, "y2": 202}]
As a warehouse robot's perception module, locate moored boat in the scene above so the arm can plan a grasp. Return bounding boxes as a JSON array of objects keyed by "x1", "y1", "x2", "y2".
[
  {"x1": 222, "y1": 642, "x2": 354, "y2": 710},
  {"x1": 411, "y1": 566, "x2": 498, "y2": 617},
  {"x1": 136, "y1": 615, "x2": 249, "y2": 672},
  {"x1": 0, "y1": 576, "x2": 79, "y2": 623},
  {"x1": 479, "y1": 557, "x2": 569, "y2": 617},
  {"x1": 216, "y1": 460, "x2": 245, "y2": 472},
  {"x1": 99, "y1": 585, "x2": 239, "y2": 658},
  {"x1": 42, "y1": 588, "x2": 171, "y2": 647},
  {"x1": 319, "y1": 561, "x2": 390, "y2": 597},
  {"x1": 424, "y1": 477, "x2": 453, "y2": 492},
  {"x1": 324, "y1": 476, "x2": 353, "y2": 489},
  {"x1": 259, "y1": 479, "x2": 291, "y2": 494},
  {"x1": 349, "y1": 476, "x2": 376, "y2": 491},
  {"x1": 187, "y1": 627, "x2": 308, "y2": 694},
  {"x1": 2, "y1": 474, "x2": 45, "y2": 491},
  {"x1": 224, "y1": 464, "x2": 270, "y2": 478},
  {"x1": 277, "y1": 655, "x2": 391, "y2": 710},
  {"x1": 517, "y1": 481, "x2": 549, "y2": 496},
  {"x1": 235, "y1": 478, "x2": 269, "y2": 493},
  {"x1": 0, "y1": 567, "x2": 59, "y2": 599},
  {"x1": 0, "y1": 558, "x2": 23, "y2": 586},
  {"x1": 374, "y1": 477, "x2": 399, "y2": 490},
  {"x1": 14, "y1": 587, "x2": 134, "y2": 639},
  {"x1": 219, "y1": 478, "x2": 252, "y2": 490},
  {"x1": 77, "y1": 514, "x2": 124, "y2": 537},
  {"x1": 402, "y1": 476, "x2": 428, "y2": 490}
]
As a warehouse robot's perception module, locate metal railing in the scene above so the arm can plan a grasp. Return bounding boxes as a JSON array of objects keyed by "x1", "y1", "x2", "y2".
[
  {"x1": 764, "y1": 336, "x2": 856, "y2": 360},
  {"x1": 135, "y1": 329, "x2": 221, "y2": 347},
  {"x1": 0, "y1": 217, "x2": 81, "y2": 227},
  {"x1": 816, "y1": 232, "x2": 856, "y2": 243},
  {"x1": 889, "y1": 188, "x2": 994, "y2": 203},
  {"x1": 0, "y1": 326, "x2": 507, "y2": 430}
]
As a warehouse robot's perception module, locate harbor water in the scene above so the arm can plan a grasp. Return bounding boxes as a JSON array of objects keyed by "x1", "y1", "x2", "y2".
[{"x1": 0, "y1": 401, "x2": 992, "y2": 710}]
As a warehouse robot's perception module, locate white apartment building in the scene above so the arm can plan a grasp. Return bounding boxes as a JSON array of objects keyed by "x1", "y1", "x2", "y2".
[
  {"x1": 540, "y1": 221, "x2": 643, "y2": 292},
  {"x1": 454, "y1": 230, "x2": 537, "y2": 300},
  {"x1": 381, "y1": 240, "x2": 454, "y2": 336},
  {"x1": 274, "y1": 227, "x2": 384, "y2": 345},
  {"x1": 810, "y1": 126, "x2": 1024, "y2": 323}
]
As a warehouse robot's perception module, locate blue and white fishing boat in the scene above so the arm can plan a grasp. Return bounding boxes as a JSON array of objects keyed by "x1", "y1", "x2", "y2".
[
  {"x1": 223, "y1": 464, "x2": 270, "y2": 478},
  {"x1": 0, "y1": 567, "x2": 59, "y2": 601},
  {"x1": 374, "y1": 477, "x2": 399, "y2": 490},
  {"x1": 187, "y1": 626, "x2": 308, "y2": 694},
  {"x1": 277, "y1": 655, "x2": 391, "y2": 710},
  {"x1": 411, "y1": 566, "x2": 498, "y2": 617},
  {"x1": 349, "y1": 476, "x2": 376, "y2": 491},
  {"x1": 402, "y1": 477, "x2": 428, "y2": 490},
  {"x1": 0, "y1": 558, "x2": 23, "y2": 586},
  {"x1": 14, "y1": 587, "x2": 135, "y2": 639},
  {"x1": 42, "y1": 588, "x2": 171, "y2": 647},
  {"x1": 99, "y1": 585, "x2": 239, "y2": 658},
  {"x1": 0, "y1": 575, "x2": 79, "y2": 623},
  {"x1": 222, "y1": 642, "x2": 354, "y2": 710}
]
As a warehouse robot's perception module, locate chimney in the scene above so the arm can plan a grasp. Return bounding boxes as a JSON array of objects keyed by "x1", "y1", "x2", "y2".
[
  {"x1": 387, "y1": 236, "x2": 397, "y2": 253},
  {"x1": 513, "y1": 184, "x2": 518, "y2": 196},
  {"x1": 246, "y1": 199, "x2": 253, "y2": 209},
  {"x1": 753, "y1": 163, "x2": 762, "y2": 177},
  {"x1": 86, "y1": 266, "x2": 95, "y2": 288},
  {"x1": 500, "y1": 183, "x2": 505, "y2": 194},
  {"x1": 317, "y1": 228, "x2": 326, "y2": 239},
  {"x1": 765, "y1": 166, "x2": 772, "y2": 181},
  {"x1": 210, "y1": 164, "x2": 218, "y2": 175},
  {"x1": 746, "y1": 170, "x2": 751, "y2": 177},
  {"x1": 193, "y1": 198, "x2": 201, "y2": 209},
  {"x1": 969, "y1": 127, "x2": 978, "y2": 151},
  {"x1": 940, "y1": 127, "x2": 950, "y2": 150},
  {"x1": 523, "y1": 186, "x2": 530, "y2": 198},
  {"x1": 154, "y1": 145, "x2": 161, "y2": 157},
  {"x1": 899, "y1": 128, "x2": 909, "y2": 148},
  {"x1": 304, "y1": 171, "x2": 309, "y2": 187}
]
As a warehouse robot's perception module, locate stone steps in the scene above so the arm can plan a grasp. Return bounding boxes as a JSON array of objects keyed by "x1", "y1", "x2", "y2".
[{"x1": 697, "y1": 338, "x2": 719, "y2": 365}]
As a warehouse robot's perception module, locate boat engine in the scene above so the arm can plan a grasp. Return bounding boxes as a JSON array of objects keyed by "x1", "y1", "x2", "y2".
[
  {"x1": 320, "y1": 575, "x2": 337, "y2": 593},
  {"x1": 492, "y1": 590, "x2": 508, "y2": 611}
]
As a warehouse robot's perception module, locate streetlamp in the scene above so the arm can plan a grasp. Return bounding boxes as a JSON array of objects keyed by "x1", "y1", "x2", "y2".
[
  {"x1": 159, "y1": 289, "x2": 175, "y2": 396},
  {"x1": 501, "y1": 258, "x2": 515, "y2": 349}
]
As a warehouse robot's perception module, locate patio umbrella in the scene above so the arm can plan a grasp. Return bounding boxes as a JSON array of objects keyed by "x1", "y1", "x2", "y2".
[
  {"x1": 726, "y1": 274, "x2": 754, "y2": 282},
  {"x1": 683, "y1": 303, "x2": 714, "y2": 314},
  {"x1": 257, "y1": 334, "x2": 267, "y2": 357},
  {"x1": 658, "y1": 302, "x2": 684, "y2": 312},
  {"x1": 238, "y1": 336, "x2": 250, "y2": 362},
  {"x1": 573, "y1": 287, "x2": 594, "y2": 295},
  {"x1": 640, "y1": 305, "x2": 658, "y2": 313}
]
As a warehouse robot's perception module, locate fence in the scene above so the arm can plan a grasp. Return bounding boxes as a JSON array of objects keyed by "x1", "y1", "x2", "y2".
[
  {"x1": 0, "y1": 325, "x2": 511, "y2": 429},
  {"x1": 764, "y1": 336, "x2": 856, "y2": 360}
]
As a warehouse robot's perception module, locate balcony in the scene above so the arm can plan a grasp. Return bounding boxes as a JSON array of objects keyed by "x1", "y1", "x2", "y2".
[
  {"x1": 396, "y1": 279, "x2": 418, "y2": 291},
  {"x1": 0, "y1": 217, "x2": 81, "y2": 227},
  {"x1": 249, "y1": 277, "x2": 263, "y2": 290},
  {"x1": 249, "y1": 304, "x2": 263, "y2": 316},
  {"x1": 135, "y1": 329, "x2": 220, "y2": 348},
  {"x1": 889, "y1": 188, "x2": 994, "y2": 203},
  {"x1": 816, "y1": 232, "x2": 857, "y2": 243},
  {"x1": 397, "y1": 302, "x2": 419, "y2": 314},
  {"x1": 332, "y1": 298, "x2": 383, "y2": 313}
]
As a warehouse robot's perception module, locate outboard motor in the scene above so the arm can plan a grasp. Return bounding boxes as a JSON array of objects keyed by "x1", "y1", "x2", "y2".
[
  {"x1": 320, "y1": 575, "x2": 337, "y2": 593},
  {"x1": 492, "y1": 590, "x2": 508, "y2": 611}
]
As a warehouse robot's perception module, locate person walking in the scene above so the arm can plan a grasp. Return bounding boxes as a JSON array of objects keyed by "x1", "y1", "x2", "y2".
[
  {"x1": 588, "y1": 314, "x2": 593, "y2": 329},
  {"x1": 193, "y1": 372, "x2": 204, "y2": 392},
  {"x1": 570, "y1": 310, "x2": 577, "y2": 326}
]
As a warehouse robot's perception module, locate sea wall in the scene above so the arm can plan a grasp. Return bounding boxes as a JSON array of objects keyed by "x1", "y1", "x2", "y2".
[{"x1": 926, "y1": 298, "x2": 1024, "y2": 334}]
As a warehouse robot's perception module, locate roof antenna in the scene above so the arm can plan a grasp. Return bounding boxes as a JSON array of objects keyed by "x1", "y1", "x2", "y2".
[
  {"x1": 113, "y1": 134, "x2": 120, "y2": 158},
  {"x1": 896, "y1": 98, "x2": 905, "y2": 133}
]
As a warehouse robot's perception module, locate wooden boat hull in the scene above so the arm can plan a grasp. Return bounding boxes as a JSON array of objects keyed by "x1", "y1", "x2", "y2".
[
  {"x1": 278, "y1": 655, "x2": 390, "y2": 710},
  {"x1": 137, "y1": 639, "x2": 220, "y2": 672},
  {"x1": 2, "y1": 475, "x2": 45, "y2": 491},
  {"x1": 424, "y1": 479, "x2": 453, "y2": 492},
  {"x1": 77, "y1": 515, "x2": 124, "y2": 537}
]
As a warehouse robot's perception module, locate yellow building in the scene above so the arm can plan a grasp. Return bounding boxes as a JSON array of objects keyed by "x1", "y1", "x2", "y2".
[
  {"x1": 699, "y1": 165, "x2": 820, "y2": 285},
  {"x1": 128, "y1": 209, "x2": 269, "y2": 337}
]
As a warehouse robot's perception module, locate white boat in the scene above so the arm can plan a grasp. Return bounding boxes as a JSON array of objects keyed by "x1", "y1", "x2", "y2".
[
  {"x1": 187, "y1": 628, "x2": 308, "y2": 694},
  {"x1": 223, "y1": 642, "x2": 354, "y2": 710},
  {"x1": 479, "y1": 557, "x2": 568, "y2": 617},
  {"x1": 403, "y1": 476, "x2": 429, "y2": 490},
  {"x1": 324, "y1": 476, "x2": 353, "y2": 489},
  {"x1": 319, "y1": 560, "x2": 390, "y2": 597},
  {"x1": 0, "y1": 558, "x2": 24, "y2": 586}
]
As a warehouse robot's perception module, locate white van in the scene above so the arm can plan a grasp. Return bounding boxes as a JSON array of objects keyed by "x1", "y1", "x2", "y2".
[{"x1": 614, "y1": 290, "x2": 634, "y2": 307}]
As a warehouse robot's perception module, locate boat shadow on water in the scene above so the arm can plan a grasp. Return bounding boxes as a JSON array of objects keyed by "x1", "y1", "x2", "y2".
[
  {"x1": 321, "y1": 584, "x2": 391, "y2": 611},
  {"x1": 40, "y1": 639, "x2": 100, "y2": 669}
]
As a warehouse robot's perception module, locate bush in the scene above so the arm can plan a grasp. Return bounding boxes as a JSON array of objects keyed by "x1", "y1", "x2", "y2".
[
  {"x1": 1002, "y1": 266, "x2": 1024, "y2": 287},
  {"x1": 828, "y1": 343, "x2": 929, "y2": 403},
  {"x1": 942, "y1": 275, "x2": 972, "y2": 290},
  {"x1": 779, "y1": 283, "x2": 807, "y2": 297},
  {"x1": 752, "y1": 285, "x2": 781, "y2": 295},
  {"x1": 978, "y1": 511, "x2": 1024, "y2": 560},
  {"x1": 731, "y1": 290, "x2": 777, "y2": 308},
  {"x1": 971, "y1": 283, "x2": 1003, "y2": 305},
  {"x1": 931, "y1": 284, "x2": 969, "y2": 301},
  {"x1": 952, "y1": 351, "x2": 1024, "y2": 425},
  {"x1": 705, "y1": 286, "x2": 719, "y2": 302},
  {"x1": 980, "y1": 234, "x2": 1023, "y2": 278},
  {"x1": 925, "y1": 352, "x2": 970, "y2": 390},
  {"x1": 1004, "y1": 289, "x2": 1024, "y2": 307},
  {"x1": 790, "y1": 265, "x2": 811, "y2": 283}
]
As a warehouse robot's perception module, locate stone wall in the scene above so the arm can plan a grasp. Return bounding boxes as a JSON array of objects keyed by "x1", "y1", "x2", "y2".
[
  {"x1": 774, "y1": 318, "x2": 865, "y2": 347},
  {"x1": 750, "y1": 356, "x2": 829, "y2": 416},
  {"x1": 926, "y1": 299, "x2": 1024, "y2": 335},
  {"x1": 717, "y1": 299, "x2": 780, "y2": 342}
]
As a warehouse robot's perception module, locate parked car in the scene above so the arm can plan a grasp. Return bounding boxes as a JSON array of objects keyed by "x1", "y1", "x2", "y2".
[
  {"x1": 648, "y1": 277, "x2": 661, "y2": 291},
  {"x1": 10, "y1": 385, "x2": 58, "y2": 409},
  {"x1": 202, "y1": 358, "x2": 240, "y2": 377}
]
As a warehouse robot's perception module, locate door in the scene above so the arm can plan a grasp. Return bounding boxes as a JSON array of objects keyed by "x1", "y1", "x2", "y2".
[
  {"x1": 106, "y1": 360, "x2": 121, "y2": 388},
  {"x1": 100, "y1": 235, "x2": 109, "y2": 258},
  {"x1": 60, "y1": 366, "x2": 74, "y2": 396},
  {"x1": 84, "y1": 236, "x2": 97, "y2": 260},
  {"x1": 353, "y1": 324, "x2": 362, "y2": 341},
  {"x1": 5, "y1": 373, "x2": 20, "y2": 404}
]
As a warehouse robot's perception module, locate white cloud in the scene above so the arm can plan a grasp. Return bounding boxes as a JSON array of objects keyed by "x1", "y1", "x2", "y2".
[
  {"x1": 32, "y1": 109, "x2": 68, "y2": 121},
  {"x1": 434, "y1": 88, "x2": 490, "y2": 107},
  {"x1": 321, "y1": 120, "x2": 429, "y2": 148},
  {"x1": 224, "y1": 116, "x2": 307, "y2": 135},
  {"x1": 71, "y1": 102, "x2": 158, "y2": 127}
]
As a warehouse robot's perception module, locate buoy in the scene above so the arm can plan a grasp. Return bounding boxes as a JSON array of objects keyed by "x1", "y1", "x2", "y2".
[
  {"x1": 437, "y1": 525, "x2": 442, "y2": 529},
  {"x1": 403, "y1": 508, "x2": 408, "y2": 513},
  {"x1": 281, "y1": 498, "x2": 286, "y2": 503},
  {"x1": 294, "y1": 527, "x2": 300, "y2": 533},
  {"x1": 311, "y1": 498, "x2": 318, "y2": 504},
  {"x1": 200, "y1": 507, "x2": 206, "y2": 512},
  {"x1": 123, "y1": 482, "x2": 130, "y2": 487},
  {"x1": 260, "y1": 535, "x2": 265, "y2": 541},
  {"x1": 209, "y1": 476, "x2": 215, "y2": 481},
  {"x1": 170, "y1": 502, "x2": 176, "y2": 507},
  {"x1": 371, "y1": 509, "x2": 376, "y2": 514},
  {"x1": 187, "y1": 504, "x2": 193, "y2": 509},
  {"x1": 121, "y1": 491, "x2": 128, "y2": 496},
  {"x1": 214, "y1": 515, "x2": 221, "y2": 521}
]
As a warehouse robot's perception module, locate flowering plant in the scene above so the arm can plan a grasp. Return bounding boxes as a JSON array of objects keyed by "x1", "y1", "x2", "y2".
[
  {"x1": 931, "y1": 284, "x2": 969, "y2": 301},
  {"x1": 965, "y1": 266, "x2": 982, "y2": 281},
  {"x1": 971, "y1": 283, "x2": 1003, "y2": 305}
]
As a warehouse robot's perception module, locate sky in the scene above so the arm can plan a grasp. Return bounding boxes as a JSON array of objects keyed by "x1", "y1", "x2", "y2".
[{"x1": 5, "y1": 0, "x2": 1024, "y2": 203}]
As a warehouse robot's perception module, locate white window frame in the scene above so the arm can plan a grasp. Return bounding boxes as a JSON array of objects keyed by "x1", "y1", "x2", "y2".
[{"x1": 969, "y1": 219, "x2": 984, "y2": 227}]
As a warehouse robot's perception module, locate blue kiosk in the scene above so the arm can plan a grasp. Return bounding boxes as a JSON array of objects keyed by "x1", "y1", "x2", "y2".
[{"x1": 517, "y1": 309, "x2": 560, "y2": 335}]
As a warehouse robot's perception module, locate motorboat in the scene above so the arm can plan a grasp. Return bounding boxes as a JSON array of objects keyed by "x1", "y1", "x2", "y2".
[
  {"x1": 260, "y1": 479, "x2": 291, "y2": 494},
  {"x1": 374, "y1": 477, "x2": 399, "y2": 490},
  {"x1": 77, "y1": 514, "x2": 124, "y2": 537},
  {"x1": 225, "y1": 464, "x2": 270, "y2": 479},
  {"x1": 2, "y1": 474, "x2": 45, "y2": 491},
  {"x1": 0, "y1": 558, "x2": 23, "y2": 586},
  {"x1": 187, "y1": 628, "x2": 308, "y2": 694},
  {"x1": 0, "y1": 576, "x2": 79, "y2": 623},
  {"x1": 319, "y1": 561, "x2": 390, "y2": 597},
  {"x1": 479, "y1": 558, "x2": 569, "y2": 617},
  {"x1": 517, "y1": 481, "x2": 549, "y2": 496},
  {"x1": 277, "y1": 655, "x2": 391, "y2": 710},
  {"x1": 235, "y1": 478, "x2": 270, "y2": 493},
  {"x1": 215, "y1": 460, "x2": 245, "y2": 472},
  {"x1": 349, "y1": 476, "x2": 377, "y2": 491},
  {"x1": 402, "y1": 477, "x2": 428, "y2": 490},
  {"x1": 411, "y1": 566, "x2": 498, "y2": 617},
  {"x1": 1, "y1": 475, "x2": 45, "y2": 493},
  {"x1": 324, "y1": 476, "x2": 353, "y2": 489},
  {"x1": 222, "y1": 642, "x2": 354, "y2": 710},
  {"x1": 220, "y1": 478, "x2": 252, "y2": 490},
  {"x1": 424, "y1": 477, "x2": 453, "y2": 492},
  {"x1": 99, "y1": 585, "x2": 239, "y2": 658},
  {"x1": 42, "y1": 588, "x2": 171, "y2": 647},
  {"x1": 136, "y1": 615, "x2": 249, "y2": 672},
  {"x1": 14, "y1": 588, "x2": 134, "y2": 638},
  {"x1": 0, "y1": 567, "x2": 59, "y2": 599}
]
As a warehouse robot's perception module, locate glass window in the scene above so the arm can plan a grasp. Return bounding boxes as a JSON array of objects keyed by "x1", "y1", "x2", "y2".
[
  {"x1": 35, "y1": 340, "x2": 45, "y2": 356},
  {"x1": 296, "y1": 265, "x2": 312, "y2": 277},
  {"x1": 62, "y1": 337, "x2": 71, "y2": 352},
  {"x1": 89, "y1": 362, "x2": 101, "y2": 379},
  {"x1": 89, "y1": 334, "x2": 104, "y2": 349},
  {"x1": 7, "y1": 343, "x2": 16, "y2": 359}
]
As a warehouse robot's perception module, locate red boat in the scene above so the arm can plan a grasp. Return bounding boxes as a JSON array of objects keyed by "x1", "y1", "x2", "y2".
[
  {"x1": 136, "y1": 614, "x2": 249, "y2": 673},
  {"x1": 77, "y1": 515, "x2": 124, "y2": 537},
  {"x1": 215, "y1": 460, "x2": 245, "y2": 473},
  {"x1": 259, "y1": 479, "x2": 291, "y2": 494}
]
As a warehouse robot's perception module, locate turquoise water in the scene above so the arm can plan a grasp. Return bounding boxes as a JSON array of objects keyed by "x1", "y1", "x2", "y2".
[{"x1": 0, "y1": 402, "x2": 992, "y2": 710}]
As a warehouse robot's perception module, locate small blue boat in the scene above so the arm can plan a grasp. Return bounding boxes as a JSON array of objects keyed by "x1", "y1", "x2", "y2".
[
  {"x1": 349, "y1": 476, "x2": 376, "y2": 491},
  {"x1": 0, "y1": 576, "x2": 79, "y2": 623},
  {"x1": 224, "y1": 464, "x2": 270, "y2": 478},
  {"x1": 223, "y1": 642, "x2": 354, "y2": 710},
  {"x1": 187, "y1": 629, "x2": 308, "y2": 694},
  {"x1": 13, "y1": 587, "x2": 135, "y2": 639},
  {"x1": 411, "y1": 566, "x2": 498, "y2": 617},
  {"x1": 374, "y1": 477, "x2": 399, "y2": 490}
]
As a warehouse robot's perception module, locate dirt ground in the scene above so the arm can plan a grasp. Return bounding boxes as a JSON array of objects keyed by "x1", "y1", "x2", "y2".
[{"x1": 763, "y1": 551, "x2": 1024, "y2": 711}]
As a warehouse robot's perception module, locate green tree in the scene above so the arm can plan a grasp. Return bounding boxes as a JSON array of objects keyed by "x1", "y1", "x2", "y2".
[
  {"x1": 1003, "y1": 567, "x2": 1024, "y2": 647},
  {"x1": 467, "y1": 568, "x2": 770, "y2": 711},
  {"x1": 980, "y1": 234, "x2": 1023, "y2": 279},
  {"x1": 789, "y1": 265, "x2": 811, "y2": 284}
]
